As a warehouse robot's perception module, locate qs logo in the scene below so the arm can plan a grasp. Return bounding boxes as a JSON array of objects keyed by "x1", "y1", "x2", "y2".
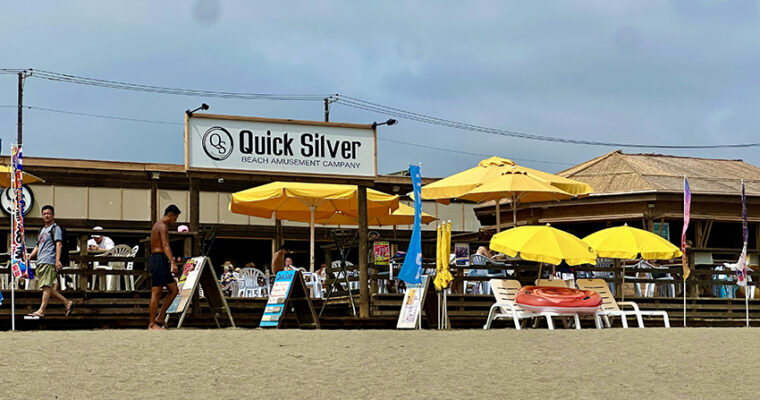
[{"x1": 202, "y1": 126, "x2": 234, "y2": 161}]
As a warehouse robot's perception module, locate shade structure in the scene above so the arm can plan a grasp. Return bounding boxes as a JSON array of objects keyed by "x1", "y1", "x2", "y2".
[
  {"x1": 582, "y1": 224, "x2": 683, "y2": 260},
  {"x1": 420, "y1": 156, "x2": 591, "y2": 231},
  {"x1": 229, "y1": 182, "x2": 399, "y2": 271},
  {"x1": 314, "y1": 203, "x2": 436, "y2": 227},
  {"x1": 490, "y1": 224, "x2": 597, "y2": 266},
  {"x1": 1, "y1": 165, "x2": 44, "y2": 187},
  {"x1": 457, "y1": 170, "x2": 573, "y2": 227}
]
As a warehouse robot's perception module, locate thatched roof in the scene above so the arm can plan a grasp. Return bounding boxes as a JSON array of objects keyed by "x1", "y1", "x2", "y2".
[{"x1": 559, "y1": 150, "x2": 760, "y2": 195}]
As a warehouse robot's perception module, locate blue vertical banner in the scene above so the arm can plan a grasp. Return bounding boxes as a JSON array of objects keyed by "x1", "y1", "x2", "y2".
[{"x1": 398, "y1": 165, "x2": 423, "y2": 284}]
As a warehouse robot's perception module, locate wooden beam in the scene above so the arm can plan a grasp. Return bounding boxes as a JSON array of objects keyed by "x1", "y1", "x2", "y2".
[
  {"x1": 189, "y1": 177, "x2": 200, "y2": 256},
  {"x1": 150, "y1": 178, "x2": 158, "y2": 226},
  {"x1": 358, "y1": 185, "x2": 369, "y2": 318}
]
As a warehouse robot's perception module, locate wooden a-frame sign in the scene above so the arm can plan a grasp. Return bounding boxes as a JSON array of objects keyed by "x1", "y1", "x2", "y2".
[
  {"x1": 167, "y1": 256, "x2": 235, "y2": 328},
  {"x1": 260, "y1": 270, "x2": 320, "y2": 329}
]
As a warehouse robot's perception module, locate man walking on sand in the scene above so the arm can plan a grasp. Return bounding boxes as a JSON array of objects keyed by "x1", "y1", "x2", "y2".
[
  {"x1": 27, "y1": 205, "x2": 73, "y2": 318},
  {"x1": 148, "y1": 204, "x2": 181, "y2": 330}
]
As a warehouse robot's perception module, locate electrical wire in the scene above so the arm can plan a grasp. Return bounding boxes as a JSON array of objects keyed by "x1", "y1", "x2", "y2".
[
  {"x1": 11, "y1": 104, "x2": 571, "y2": 165},
  {"x1": 335, "y1": 96, "x2": 760, "y2": 149},
  {"x1": 4, "y1": 68, "x2": 759, "y2": 149}
]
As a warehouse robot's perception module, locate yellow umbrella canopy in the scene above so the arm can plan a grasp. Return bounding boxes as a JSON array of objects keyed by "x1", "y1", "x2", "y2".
[
  {"x1": 582, "y1": 224, "x2": 683, "y2": 260},
  {"x1": 229, "y1": 181, "x2": 399, "y2": 271},
  {"x1": 314, "y1": 203, "x2": 437, "y2": 227},
  {"x1": 457, "y1": 170, "x2": 573, "y2": 227},
  {"x1": 420, "y1": 156, "x2": 591, "y2": 231},
  {"x1": 1, "y1": 165, "x2": 44, "y2": 187},
  {"x1": 490, "y1": 223, "x2": 597, "y2": 266},
  {"x1": 420, "y1": 156, "x2": 592, "y2": 200}
]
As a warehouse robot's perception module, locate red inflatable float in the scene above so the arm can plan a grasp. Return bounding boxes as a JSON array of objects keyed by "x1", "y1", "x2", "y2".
[{"x1": 515, "y1": 286, "x2": 602, "y2": 314}]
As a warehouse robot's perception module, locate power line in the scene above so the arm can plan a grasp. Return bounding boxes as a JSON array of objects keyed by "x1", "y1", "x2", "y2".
[
  {"x1": 27, "y1": 69, "x2": 332, "y2": 101},
  {"x1": 335, "y1": 96, "x2": 760, "y2": 150},
  {"x1": 4, "y1": 68, "x2": 759, "y2": 149},
  {"x1": 379, "y1": 138, "x2": 573, "y2": 166},
  {"x1": 25, "y1": 105, "x2": 183, "y2": 126},
  {"x1": 11, "y1": 103, "x2": 570, "y2": 166}
]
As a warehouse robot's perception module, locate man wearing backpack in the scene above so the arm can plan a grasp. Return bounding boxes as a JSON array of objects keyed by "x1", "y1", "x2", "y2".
[{"x1": 27, "y1": 205, "x2": 73, "y2": 318}]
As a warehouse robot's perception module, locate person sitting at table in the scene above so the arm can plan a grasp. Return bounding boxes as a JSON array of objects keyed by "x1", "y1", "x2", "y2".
[
  {"x1": 284, "y1": 256, "x2": 296, "y2": 270},
  {"x1": 87, "y1": 226, "x2": 114, "y2": 252},
  {"x1": 219, "y1": 263, "x2": 236, "y2": 297}
]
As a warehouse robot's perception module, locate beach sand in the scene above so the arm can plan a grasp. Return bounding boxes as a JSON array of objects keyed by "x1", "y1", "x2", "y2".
[{"x1": 0, "y1": 328, "x2": 754, "y2": 399}]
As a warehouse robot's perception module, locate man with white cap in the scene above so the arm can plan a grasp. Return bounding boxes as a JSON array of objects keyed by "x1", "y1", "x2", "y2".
[{"x1": 87, "y1": 226, "x2": 115, "y2": 252}]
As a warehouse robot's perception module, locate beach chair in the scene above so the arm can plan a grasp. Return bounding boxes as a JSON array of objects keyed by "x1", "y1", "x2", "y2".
[
  {"x1": 576, "y1": 278, "x2": 670, "y2": 328},
  {"x1": 483, "y1": 279, "x2": 584, "y2": 330}
]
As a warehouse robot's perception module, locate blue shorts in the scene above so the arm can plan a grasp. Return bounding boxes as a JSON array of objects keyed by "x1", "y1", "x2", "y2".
[{"x1": 149, "y1": 253, "x2": 175, "y2": 287}]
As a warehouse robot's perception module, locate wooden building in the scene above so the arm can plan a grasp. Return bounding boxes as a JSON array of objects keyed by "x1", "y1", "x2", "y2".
[{"x1": 1, "y1": 156, "x2": 481, "y2": 270}]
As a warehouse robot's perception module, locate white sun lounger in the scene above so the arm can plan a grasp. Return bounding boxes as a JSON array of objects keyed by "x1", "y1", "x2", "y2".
[
  {"x1": 484, "y1": 279, "x2": 597, "y2": 330},
  {"x1": 576, "y1": 278, "x2": 670, "y2": 328}
]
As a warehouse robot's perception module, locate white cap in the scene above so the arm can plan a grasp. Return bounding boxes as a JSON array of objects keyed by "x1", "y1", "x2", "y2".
[
  {"x1": 92, "y1": 226, "x2": 104, "y2": 238},
  {"x1": 177, "y1": 225, "x2": 189, "y2": 232}
]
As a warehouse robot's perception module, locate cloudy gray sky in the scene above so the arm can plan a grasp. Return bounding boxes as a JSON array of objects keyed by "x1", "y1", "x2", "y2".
[{"x1": 1, "y1": 0, "x2": 759, "y2": 177}]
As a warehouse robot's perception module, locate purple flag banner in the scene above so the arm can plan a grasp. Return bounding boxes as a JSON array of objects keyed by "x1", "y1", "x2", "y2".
[{"x1": 681, "y1": 177, "x2": 691, "y2": 280}]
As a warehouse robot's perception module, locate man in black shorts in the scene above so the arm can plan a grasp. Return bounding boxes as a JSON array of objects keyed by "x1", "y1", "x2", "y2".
[{"x1": 148, "y1": 205, "x2": 181, "y2": 330}]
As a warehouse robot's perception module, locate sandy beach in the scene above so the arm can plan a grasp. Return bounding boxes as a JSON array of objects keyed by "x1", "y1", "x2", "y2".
[{"x1": 0, "y1": 327, "x2": 755, "y2": 399}]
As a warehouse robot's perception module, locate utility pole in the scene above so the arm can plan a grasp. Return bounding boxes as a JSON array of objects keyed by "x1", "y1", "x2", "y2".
[
  {"x1": 17, "y1": 72, "x2": 23, "y2": 146},
  {"x1": 324, "y1": 98, "x2": 329, "y2": 122}
]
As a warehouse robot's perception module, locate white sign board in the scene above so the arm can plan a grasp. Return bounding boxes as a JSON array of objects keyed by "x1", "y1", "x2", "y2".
[
  {"x1": 397, "y1": 276, "x2": 429, "y2": 329},
  {"x1": 186, "y1": 114, "x2": 377, "y2": 178}
]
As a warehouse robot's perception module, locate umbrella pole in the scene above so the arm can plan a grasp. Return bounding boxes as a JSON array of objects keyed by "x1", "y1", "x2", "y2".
[
  {"x1": 512, "y1": 196, "x2": 517, "y2": 227},
  {"x1": 495, "y1": 202, "x2": 500, "y2": 232},
  {"x1": 310, "y1": 206, "x2": 315, "y2": 273}
]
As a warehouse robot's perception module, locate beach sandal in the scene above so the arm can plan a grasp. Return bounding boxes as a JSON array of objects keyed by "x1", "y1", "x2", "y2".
[
  {"x1": 65, "y1": 302, "x2": 74, "y2": 317},
  {"x1": 25, "y1": 312, "x2": 43, "y2": 320}
]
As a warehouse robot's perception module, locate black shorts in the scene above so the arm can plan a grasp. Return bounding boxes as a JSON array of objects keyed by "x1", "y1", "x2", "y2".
[{"x1": 150, "y1": 253, "x2": 175, "y2": 287}]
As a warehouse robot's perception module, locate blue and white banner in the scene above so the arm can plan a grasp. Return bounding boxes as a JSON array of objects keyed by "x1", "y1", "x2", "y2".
[{"x1": 398, "y1": 165, "x2": 423, "y2": 284}]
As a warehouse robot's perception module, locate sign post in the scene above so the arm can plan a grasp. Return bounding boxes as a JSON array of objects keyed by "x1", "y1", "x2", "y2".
[
  {"x1": 260, "y1": 270, "x2": 320, "y2": 329},
  {"x1": 166, "y1": 257, "x2": 235, "y2": 328}
]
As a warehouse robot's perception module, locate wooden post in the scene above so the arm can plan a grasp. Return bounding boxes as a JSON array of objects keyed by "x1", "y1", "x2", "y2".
[
  {"x1": 274, "y1": 219, "x2": 283, "y2": 249},
  {"x1": 78, "y1": 234, "x2": 88, "y2": 291},
  {"x1": 358, "y1": 185, "x2": 369, "y2": 318},
  {"x1": 150, "y1": 178, "x2": 158, "y2": 226},
  {"x1": 189, "y1": 177, "x2": 200, "y2": 256}
]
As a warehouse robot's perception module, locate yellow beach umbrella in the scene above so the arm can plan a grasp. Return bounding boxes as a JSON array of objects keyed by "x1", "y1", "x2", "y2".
[
  {"x1": 230, "y1": 181, "x2": 399, "y2": 271},
  {"x1": 582, "y1": 224, "x2": 682, "y2": 260},
  {"x1": 314, "y1": 203, "x2": 437, "y2": 226},
  {"x1": 420, "y1": 156, "x2": 591, "y2": 231},
  {"x1": 490, "y1": 223, "x2": 597, "y2": 266},
  {"x1": 434, "y1": 221, "x2": 453, "y2": 291},
  {"x1": 457, "y1": 170, "x2": 573, "y2": 228},
  {"x1": 1, "y1": 165, "x2": 44, "y2": 187}
]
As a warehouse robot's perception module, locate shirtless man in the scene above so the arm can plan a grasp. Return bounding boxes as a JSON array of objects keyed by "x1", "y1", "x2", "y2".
[
  {"x1": 270, "y1": 244, "x2": 290, "y2": 275},
  {"x1": 148, "y1": 204, "x2": 181, "y2": 330}
]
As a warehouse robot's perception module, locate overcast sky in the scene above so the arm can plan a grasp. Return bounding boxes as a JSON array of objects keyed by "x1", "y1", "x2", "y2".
[{"x1": 2, "y1": 1, "x2": 759, "y2": 177}]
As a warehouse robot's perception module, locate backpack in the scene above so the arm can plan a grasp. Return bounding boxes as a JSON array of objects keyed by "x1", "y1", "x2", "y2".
[{"x1": 54, "y1": 224, "x2": 77, "y2": 266}]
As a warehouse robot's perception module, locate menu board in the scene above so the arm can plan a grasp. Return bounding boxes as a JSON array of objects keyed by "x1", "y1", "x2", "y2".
[
  {"x1": 260, "y1": 270, "x2": 296, "y2": 326},
  {"x1": 167, "y1": 257, "x2": 205, "y2": 314}
]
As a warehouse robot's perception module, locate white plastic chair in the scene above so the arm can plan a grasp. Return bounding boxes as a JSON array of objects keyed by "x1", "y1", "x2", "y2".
[
  {"x1": 123, "y1": 245, "x2": 139, "y2": 291},
  {"x1": 483, "y1": 279, "x2": 592, "y2": 330},
  {"x1": 251, "y1": 268, "x2": 270, "y2": 297},
  {"x1": 236, "y1": 268, "x2": 255, "y2": 297},
  {"x1": 303, "y1": 272, "x2": 323, "y2": 298},
  {"x1": 577, "y1": 278, "x2": 670, "y2": 328},
  {"x1": 93, "y1": 245, "x2": 132, "y2": 290}
]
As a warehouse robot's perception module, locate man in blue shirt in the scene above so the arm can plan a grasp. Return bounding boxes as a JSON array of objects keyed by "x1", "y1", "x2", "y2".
[{"x1": 27, "y1": 205, "x2": 73, "y2": 318}]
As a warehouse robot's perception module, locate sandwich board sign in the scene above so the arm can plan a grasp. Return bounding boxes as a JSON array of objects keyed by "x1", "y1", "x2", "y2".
[
  {"x1": 166, "y1": 256, "x2": 235, "y2": 328},
  {"x1": 397, "y1": 276, "x2": 431, "y2": 329},
  {"x1": 260, "y1": 270, "x2": 320, "y2": 329}
]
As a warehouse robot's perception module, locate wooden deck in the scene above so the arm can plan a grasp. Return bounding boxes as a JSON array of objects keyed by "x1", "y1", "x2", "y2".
[{"x1": 3, "y1": 289, "x2": 760, "y2": 330}]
